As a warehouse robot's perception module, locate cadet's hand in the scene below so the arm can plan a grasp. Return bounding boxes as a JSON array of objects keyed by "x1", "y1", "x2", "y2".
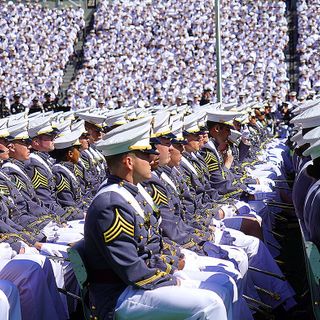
[
  {"x1": 176, "y1": 278, "x2": 181, "y2": 286},
  {"x1": 34, "y1": 242, "x2": 43, "y2": 250},
  {"x1": 224, "y1": 152, "x2": 234, "y2": 169}
]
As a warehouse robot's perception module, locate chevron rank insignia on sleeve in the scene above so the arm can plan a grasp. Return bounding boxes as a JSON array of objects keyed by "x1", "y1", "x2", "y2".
[
  {"x1": 74, "y1": 165, "x2": 84, "y2": 178},
  {"x1": 32, "y1": 168, "x2": 49, "y2": 189},
  {"x1": 103, "y1": 208, "x2": 134, "y2": 243},
  {"x1": 193, "y1": 163, "x2": 203, "y2": 176},
  {"x1": 0, "y1": 184, "x2": 10, "y2": 196},
  {"x1": 81, "y1": 158, "x2": 90, "y2": 170},
  {"x1": 15, "y1": 176, "x2": 27, "y2": 191},
  {"x1": 151, "y1": 184, "x2": 168, "y2": 205},
  {"x1": 204, "y1": 151, "x2": 218, "y2": 164},
  {"x1": 56, "y1": 175, "x2": 71, "y2": 193}
]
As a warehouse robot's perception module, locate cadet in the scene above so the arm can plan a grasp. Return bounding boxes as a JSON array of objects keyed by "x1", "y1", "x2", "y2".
[
  {"x1": 25, "y1": 116, "x2": 84, "y2": 221},
  {"x1": 85, "y1": 116, "x2": 235, "y2": 320},
  {"x1": 50, "y1": 126, "x2": 92, "y2": 214}
]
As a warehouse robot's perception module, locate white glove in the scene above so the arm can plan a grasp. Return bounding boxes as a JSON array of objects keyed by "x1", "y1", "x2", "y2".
[
  {"x1": 42, "y1": 222, "x2": 59, "y2": 242},
  {"x1": 0, "y1": 243, "x2": 16, "y2": 259},
  {"x1": 247, "y1": 184, "x2": 273, "y2": 193},
  {"x1": 40, "y1": 243, "x2": 64, "y2": 258},
  {"x1": 214, "y1": 228, "x2": 224, "y2": 244},
  {"x1": 253, "y1": 191, "x2": 277, "y2": 201},
  {"x1": 19, "y1": 241, "x2": 39, "y2": 255},
  {"x1": 258, "y1": 177, "x2": 275, "y2": 188}
]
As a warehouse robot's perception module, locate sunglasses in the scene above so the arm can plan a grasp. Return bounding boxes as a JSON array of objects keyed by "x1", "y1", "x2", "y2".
[{"x1": 14, "y1": 139, "x2": 31, "y2": 146}]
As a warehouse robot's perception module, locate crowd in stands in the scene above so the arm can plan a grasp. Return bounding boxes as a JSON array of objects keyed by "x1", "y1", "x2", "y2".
[
  {"x1": 297, "y1": 0, "x2": 320, "y2": 98},
  {"x1": 0, "y1": 2, "x2": 84, "y2": 109},
  {"x1": 66, "y1": 0, "x2": 289, "y2": 110}
]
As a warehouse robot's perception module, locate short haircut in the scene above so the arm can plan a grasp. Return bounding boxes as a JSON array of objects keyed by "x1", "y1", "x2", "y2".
[
  {"x1": 105, "y1": 152, "x2": 130, "y2": 171},
  {"x1": 49, "y1": 146, "x2": 75, "y2": 162},
  {"x1": 207, "y1": 121, "x2": 223, "y2": 131}
]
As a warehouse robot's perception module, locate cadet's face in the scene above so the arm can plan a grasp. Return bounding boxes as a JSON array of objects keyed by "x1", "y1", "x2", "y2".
[
  {"x1": 87, "y1": 126, "x2": 102, "y2": 143},
  {"x1": 79, "y1": 135, "x2": 89, "y2": 150},
  {"x1": 198, "y1": 134, "x2": 205, "y2": 148},
  {"x1": 131, "y1": 151, "x2": 152, "y2": 184},
  {"x1": 156, "y1": 137, "x2": 172, "y2": 166},
  {"x1": 233, "y1": 120, "x2": 241, "y2": 131},
  {"x1": 168, "y1": 144, "x2": 184, "y2": 167},
  {"x1": 185, "y1": 133, "x2": 201, "y2": 152},
  {"x1": 10, "y1": 140, "x2": 31, "y2": 161},
  {"x1": 0, "y1": 138, "x2": 10, "y2": 160},
  {"x1": 68, "y1": 147, "x2": 80, "y2": 164},
  {"x1": 149, "y1": 153, "x2": 160, "y2": 170},
  {"x1": 202, "y1": 133, "x2": 209, "y2": 144},
  {"x1": 34, "y1": 134, "x2": 55, "y2": 152},
  {"x1": 217, "y1": 125, "x2": 231, "y2": 144}
]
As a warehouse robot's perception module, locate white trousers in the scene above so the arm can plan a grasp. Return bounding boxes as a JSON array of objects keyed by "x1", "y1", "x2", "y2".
[
  {"x1": 115, "y1": 280, "x2": 227, "y2": 320},
  {"x1": 225, "y1": 228, "x2": 260, "y2": 258}
]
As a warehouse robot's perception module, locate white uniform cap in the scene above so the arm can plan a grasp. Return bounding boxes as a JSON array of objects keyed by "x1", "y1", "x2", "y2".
[
  {"x1": 206, "y1": 110, "x2": 241, "y2": 126},
  {"x1": 290, "y1": 104, "x2": 320, "y2": 128},
  {"x1": 183, "y1": 111, "x2": 205, "y2": 134},
  {"x1": 0, "y1": 126, "x2": 10, "y2": 139},
  {"x1": 54, "y1": 129, "x2": 82, "y2": 150},
  {"x1": 96, "y1": 116, "x2": 153, "y2": 156},
  {"x1": 71, "y1": 120, "x2": 87, "y2": 134},
  {"x1": 171, "y1": 119, "x2": 184, "y2": 140},
  {"x1": 28, "y1": 116, "x2": 56, "y2": 138},
  {"x1": 105, "y1": 109, "x2": 128, "y2": 127},
  {"x1": 303, "y1": 139, "x2": 320, "y2": 159},
  {"x1": 8, "y1": 121, "x2": 29, "y2": 140},
  {"x1": 77, "y1": 112, "x2": 106, "y2": 128},
  {"x1": 55, "y1": 120, "x2": 71, "y2": 134},
  {"x1": 152, "y1": 111, "x2": 173, "y2": 137},
  {"x1": 303, "y1": 126, "x2": 320, "y2": 141}
]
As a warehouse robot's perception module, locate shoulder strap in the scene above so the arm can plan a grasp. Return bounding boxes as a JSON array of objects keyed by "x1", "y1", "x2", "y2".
[
  {"x1": 181, "y1": 156, "x2": 198, "y2": 176},
  {"x1": 205, "y1": 140, "x2": 222, "y2": 160},
  {"x1": 2, "y1": 162, "x2": 30, "y2": 181},
  {"x1": 137, "y1": 183, "x2": 162, "y2": 227},
  {"x1": 83, "y1": 149, "x2": 94, "y2": 161},
  {"x1": 95, "y1": 182, "x2": 144, "y2": 218},
  {"x1": 30, "y1": 153, "x2": 52, "y2": 174},
  {"x1": 53, "y1": 164, "x2": 78, "y2": 184},
  {"x1": 160, "y1": 171, "x2": 177, "y2": 192}
]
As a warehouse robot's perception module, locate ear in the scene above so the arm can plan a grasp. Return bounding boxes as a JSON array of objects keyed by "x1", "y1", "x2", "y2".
[
  {"x1": 7, "y1": 142, "x2": 15, "y2": 152},
  {"x1": 123, "y1": 154, "x2": 134, "y2": 171},
  {"x1": 32, "y1": 137, "x2": 39, "y2": 147}
]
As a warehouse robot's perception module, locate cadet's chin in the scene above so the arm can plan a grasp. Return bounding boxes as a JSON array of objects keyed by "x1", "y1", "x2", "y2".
[{"x1": 145, "y1": 171, "x2": 152, "y2": 179}]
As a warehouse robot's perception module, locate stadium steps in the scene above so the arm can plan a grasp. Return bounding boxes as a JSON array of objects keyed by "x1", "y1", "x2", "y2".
[
  {"x1": 59, "y1": 6, "x2": 95, "y2": 103},
  {"x1": 285, "y1": 0, "x2": 300, "y2": 93}
]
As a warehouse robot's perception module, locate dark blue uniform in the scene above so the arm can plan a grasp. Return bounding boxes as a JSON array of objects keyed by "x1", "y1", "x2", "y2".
[{"x1": 84, "y1": 175, "x2": 179, "y2": 318}]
